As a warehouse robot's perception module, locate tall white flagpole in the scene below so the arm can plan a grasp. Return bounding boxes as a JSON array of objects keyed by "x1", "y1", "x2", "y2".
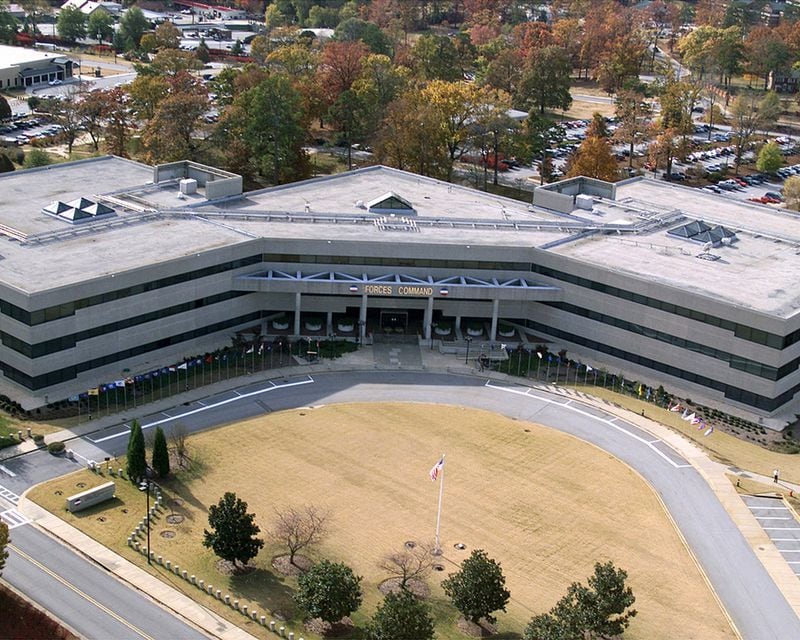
[{"x1": 434, "y1": 453, "x2": 445, "y2": 555}]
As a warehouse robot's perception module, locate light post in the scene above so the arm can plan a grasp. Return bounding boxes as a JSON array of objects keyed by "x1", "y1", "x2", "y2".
[
  {"x1": 138, "y1": 478, "x2": 151, "y2": 564},
  {"x1": 464, "y1": 336, "x2": 472, "y2": 364}
]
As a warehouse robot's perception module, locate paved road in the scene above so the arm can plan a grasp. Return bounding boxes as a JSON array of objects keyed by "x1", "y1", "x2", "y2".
[{"x1": 2, "y1": 370, "x2": 799, "y2": 638}]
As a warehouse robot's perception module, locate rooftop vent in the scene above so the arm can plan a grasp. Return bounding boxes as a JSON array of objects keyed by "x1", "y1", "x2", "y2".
[
  {"x1": 667, "y1": 219, "x2": 736, "y2": 246},
  {"x1": 42, "y1": 198, "x2": 116, "y2": 224}
]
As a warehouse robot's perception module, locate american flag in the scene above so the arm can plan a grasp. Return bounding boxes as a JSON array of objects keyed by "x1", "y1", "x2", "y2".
[{"x1": 429, "y1": 456, "x2": 444, "y2": 481}]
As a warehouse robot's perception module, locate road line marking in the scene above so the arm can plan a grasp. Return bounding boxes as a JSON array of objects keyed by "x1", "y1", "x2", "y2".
[
  {"x1": 754, "y1": 516, "x2": 793, "y2": 520},
  {"x1": 9, "y1": 543, "x2": 155, "y2": 640},
  {"x1": 484, "y1": 381, "x2": 691, "y2": 469},
  {"x1": 749, "y1": 506, "x2": 790, "y2": 510},
  {"x1": 648, "y1": 439, "x2": 661, "y2": 444},
  {"x1": 763, "y1": 527, "x2": 800, "y2": 531},
  {"x1": 778, "y1": 550, "x2": 800, "y2": 553},
  {"x1": 0, "y1": 464, "x2": 16, "y2": 477},
  {"x1": 90, "y1": 376, "x2": 315, "y2": 443},
  {"x1": 195, "y1": 400, "x2": 206, "y2": 407},
  {"x1": 0, "y1": 484, "x2": 20, "y2": 505},
  {"x1": 770, "y1": 538, "x2": 800, "y2": 541}
]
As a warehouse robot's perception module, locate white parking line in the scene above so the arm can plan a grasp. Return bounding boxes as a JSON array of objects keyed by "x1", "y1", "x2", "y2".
[
  {"x1": 771, "y1": 538, "x2": 800, "y2": 541},
  {"x1": 754, "y1": 517, "x2": 793, "y2": 520},
  {"x1": 89, "y1": 376, "x2": 315, "y2": 443},
  {"x1": 0, "y1": 465, "x2": 16, "y2": 477},
  {"x1": 763, "y1": 527, "x2": 800, "y2": 531},
  {"x1": 750, "y1": 506, "x2": 790, "y2": 510},
  {"x1": 0, "y1": 508, "x2": 29, "y2": 529},
  {"x1": 484, "y1": 381, "x2": 690, "y2": 469}
]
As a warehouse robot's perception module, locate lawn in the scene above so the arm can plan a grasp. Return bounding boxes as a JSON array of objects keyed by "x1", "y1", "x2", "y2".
[{"x1": 29, "y1": 403, "x2": 733, "y2": 640}]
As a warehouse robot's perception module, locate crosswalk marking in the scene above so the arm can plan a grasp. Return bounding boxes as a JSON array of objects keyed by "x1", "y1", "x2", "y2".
[
  {"x1": 0, "y1": 508, "x2": 29, "y2": 529},
  {"x1": 0, "y1": 484, "x2": 20, "y2": 505}
]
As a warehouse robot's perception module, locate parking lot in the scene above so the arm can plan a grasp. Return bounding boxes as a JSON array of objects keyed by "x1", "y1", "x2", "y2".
[
  {"x1": 742, "y1": 494, "x2": 800, "y2": 577},
  {"x1": 0, "y1": 117, "x2": 62, "y2": 147}
]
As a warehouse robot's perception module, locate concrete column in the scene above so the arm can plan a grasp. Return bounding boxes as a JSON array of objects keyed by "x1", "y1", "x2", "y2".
[
  {"x1": 490, "y1": 298, "x2": 500, "y2": 341},
  {"x1": 326, "y1": 311, "x2": 333, "y2": 336},
  {"x1": 294, "y1": 292, "x2": 302, "y2": 336},
  {"x1": 424, "y1": 296, "x2": 434, "y2": 340},
  {"x1": 359, "y1": 294, "x2": 368, "y2": 342},
  {"x1": 260, "y1": 318, "x2": 268, "y2": 335}
]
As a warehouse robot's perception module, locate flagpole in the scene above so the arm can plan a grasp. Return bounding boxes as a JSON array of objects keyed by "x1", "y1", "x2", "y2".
[{"x1": 434, "y1": 453, "x2": 445, "y2": 556}]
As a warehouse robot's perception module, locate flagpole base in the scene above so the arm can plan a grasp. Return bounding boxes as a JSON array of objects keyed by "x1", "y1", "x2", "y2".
[{"x1": 432, "y1": 547, "x2": 443, "y2": 556}]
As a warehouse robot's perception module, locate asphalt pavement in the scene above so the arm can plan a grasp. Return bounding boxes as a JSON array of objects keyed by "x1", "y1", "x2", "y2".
[{"x1": 2, "y1": 360, "x2": 800, "y2": 638}]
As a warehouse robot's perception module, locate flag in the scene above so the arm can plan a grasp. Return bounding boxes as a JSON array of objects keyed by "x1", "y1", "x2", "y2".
[
  {"x1": 88, "y1": 387, "x2": 99, "y2": 396},
  {"x1": 669, "y1": 403, "x2": 682, "y2": 412},
  {"x1": 682, "y1": 412, "x2": 695, "y2": 422},
  {"x1": 177, "y1": 362, "x2": 188, "y2": 370},
  {"x1": 537, "y1": 352, "x2": 543, "y2": 359},
  {"x1": 258, "y1": 344, "x2": 264, "y2": 355},
  {"x1": 114, "y1": 380, "x2": 125, "y2": 388},
  {"x1": 637, "y1": 384, "x2": 644, "y2": 397},
  {"x1": 704, "y1": 426, "x2": 714, "y2": 436},
  {"x1": 168, "y1": 366, "x2": 176, "y2": 372},
  {"x1": 586, "y1": 364, "x2": 593, "y2": 371},
  {"x1": 681, "y1": 408, "x2": 689, "y2": 419},
  {"x1": 691, "y1": 416, "x2": 702, "y2": 425},
  {"x1": 429, "y1": 456, "x2": 444, "y2": 481},
  {"x1": 697, "y1": 420, "x2": 706, "y2": 430},
  {"x1": 246, "y1": 346, "x2": 255, "y2": 354}
]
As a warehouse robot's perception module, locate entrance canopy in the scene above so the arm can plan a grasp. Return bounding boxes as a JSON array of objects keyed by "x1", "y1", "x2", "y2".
[{"x1": 235, "y1": 269, "x2": 562, "y2": 301}]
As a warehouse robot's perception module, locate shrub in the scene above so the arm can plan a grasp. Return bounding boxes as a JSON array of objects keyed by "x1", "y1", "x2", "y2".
[
  {"x1": 47, "y1": 441, "x2": 65, "y2": 455},
  {"x1": 32, "y1": 434, "x2": 45, "y2": 445}
]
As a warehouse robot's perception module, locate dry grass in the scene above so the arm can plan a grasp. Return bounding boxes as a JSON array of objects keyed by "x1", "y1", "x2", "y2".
[
  {"x1": 570, "y1": 384, "x2": 800, "y2": 484},
  {"x1": 30, "y1": 403, "x2": 734, "y2": 640}
]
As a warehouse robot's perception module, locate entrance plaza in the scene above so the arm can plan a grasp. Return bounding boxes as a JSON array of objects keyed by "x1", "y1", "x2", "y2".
[{"x1": 0, "y1": 158, "x2": 798, "y2": 422}]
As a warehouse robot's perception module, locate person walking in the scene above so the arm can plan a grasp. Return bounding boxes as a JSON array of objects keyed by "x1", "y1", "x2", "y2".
[{"x1": 774, "y1": 469, "x2": 780, "y2": 483}]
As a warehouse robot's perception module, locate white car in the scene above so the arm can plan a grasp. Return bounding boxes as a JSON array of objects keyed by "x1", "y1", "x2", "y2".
[{"x1": 48, "y1": 78, "x2": 62, "y2": 86}]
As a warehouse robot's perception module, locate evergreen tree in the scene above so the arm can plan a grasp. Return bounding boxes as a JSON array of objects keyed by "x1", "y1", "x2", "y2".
[
  {"x1": 442, "y1": 549, "x2": 510, "y2": 625},
  {"x1": 203, "y1": 492, "x2": 264, "y2": 567},
  {"x1": 0, "y1": 95, "x2": 11, "y2": 120},
  {"x1": 367, "y1": 590, "x2": 434, "y2": 640},
  {"x1": 126, "y1": 419, "x2": 147, "y2": 482},
  {"x1": 151, "y1": 426, "x2": 170, "y2": 478},
  {"x1": 295, "y1": 560, "x2": 363, "y2": 626}
]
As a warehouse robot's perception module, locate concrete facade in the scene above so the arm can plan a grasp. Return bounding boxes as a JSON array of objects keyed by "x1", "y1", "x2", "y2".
[
  {"x1": 0, "y1": 45, "x2": 74, "y2": 90},
  {"x1": 0, "y1": 157, "x2": 798, "y2": 421}
]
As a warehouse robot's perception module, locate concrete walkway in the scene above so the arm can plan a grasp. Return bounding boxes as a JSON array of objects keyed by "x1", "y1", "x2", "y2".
[{"x1": 11, "y1": 345, "x2": 800, "y2": 635}]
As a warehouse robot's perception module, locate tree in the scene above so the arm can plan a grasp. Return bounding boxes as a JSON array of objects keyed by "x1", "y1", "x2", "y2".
[
  {"x1": 730, "y1": 91, "x2": 781, "y2": 174},
  {"x1": 77, "y1": 90, "x2": 106, "y2": 151},
  {"x1": 523, "y1": 113, "x2": 564, "y2": 185},
  {"x1": 151, "y1": 426, "x2": 170, "y2": 478},
  {"x1": 126, "y1": 419, "x2": 147, "y2": 482},
  {"x1": 0, "y1": 153, "x2": 13, "y2": 173},
  {"x1": 170, "y1": 422, "x2": 189, "y2": 469},
  {"x1": 57, "y1": 5, "x2": 86, "y2": 43},
  {"x1": 441, "y1": 549, "x2": 510, "y2": 625},
  {"x1": 295, "y1": 560, "x2": 363, "y2": 627},
  {"x1": 22, "y1": 148, "x2": 49, "y2": 168},
  {"x1": 87, "y1": 8, "x2": 113, "y2": 43},
  {"x1": 203, "y1": 492, "x2": 264, "y2": 568},
  {"x1": 757, "y1": 141, "x2": 783, "y2": 174},
  {"x1": 0, "y1": 95, "x2": 10, "y2": 120},
  {"x1": 128, "y1": 75, "x2": 169, "y2": 120},
  {"x1": 196, "y1": 38, "x2": 210, "y2": 63},
  {"x1": 524, "y1": 561, "x2": 636, "y2": 640},
  {"x1": 334, "y1": 17, "x2": 392, "y2": 56},
  {"x1": 411, "y1": 34, "x2": 462, "y2": 81},
  {"x1": 378, "y1": 543, "x2": 434, "y2": 592},
  {"x1": 19, "y1": 0, "x2": 49, "y2": 35},
  {"x1": 154, "y1": 21, "x2": 181, "y2": 50},
  {"x1": 148, "y1": 49, "x2": 204, "y2": 76},
  {"x1": 745, "y1": 26, "x2": 791, "y2": 90},
  {"x1": 142, "y1": 88, "x2": 208, "y2": 162},
  {"x1": 272, "y1": 505, "x2": 329, "y2": 567},
  {"x1": 566, "y1": 136, "x2": 619, "y2": 182},
  {"x1": 0, "y1": 521, "x2": 8, "y2": 577},
  {"x1": 585, "y1": 112, "x2": 609, "y2": 139},
  {"x1": 519, "y1": 45, "x2": 572, "y2": 115},
  {"x1": 219, "y1": 75, "x2": 308, "y2": 184},
  {"x1": 100, "y1": 87, "x2": 129, "y2": 157},
  {"x1": 784, "y1": 175, "x2": 800, "y2": 211},
  {"x1": 318, "y1": 40, "x2": 369, "y2": 104},
  {"x1": 0, "y1": 3, "x2": 18, "y2": 44},
  {"x1": 118, "y1": 6, "x2": 148, "y2": 50},
  {"x1": 367, "y1": 590, "x2": 434, "y2": 640},
  {"x1": 614, "y1": 89, "x2": 653, "y2": 170}
]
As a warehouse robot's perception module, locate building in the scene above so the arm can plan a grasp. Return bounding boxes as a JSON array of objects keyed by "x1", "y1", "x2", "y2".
[
  {"x1": 0, "y1": 157, "x2": 798, "y2": 424},
  {"x1": 0, "y1": 44, "x2": 75, "y2": 89},
  {"x1": 59, "y1": 0, "x2": 121, "y2": 16}
]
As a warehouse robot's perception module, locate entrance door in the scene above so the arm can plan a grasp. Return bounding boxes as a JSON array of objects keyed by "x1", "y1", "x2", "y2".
[{"x1": 380, "y1": 311, "x2": 408, "y2": 334}]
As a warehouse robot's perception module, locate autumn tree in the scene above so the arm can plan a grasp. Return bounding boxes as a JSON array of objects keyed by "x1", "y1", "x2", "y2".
[
  {"x1": 154, "y1": 21, "x2": 181, "y2": 50},
  {"x1": 45, "y1": 93, "x2": 82, "y2": 155},
  {"x1": 378, "y1": 543, "x2": 434, "y2": 592},
  {"x1": 597, "y1": 29, "x2": 647, "y2": 94},
  {"x1": 203, "y1": 492, "x2": 264, "y2": 568},
  {"x1": 0, "y1": 521, "x2": 8, "y2": 577},
  {"x1": 519, "y1": 45, "x2": 572, "y2": 115},
  {"x1": 148, "y1": 49, "x2": 204, "y2": 76},
  {"x1": 351, "y1": 53, "x2": 409, "y2": 138},
  {"x1": 730, "y1": 91, "x2": 781, "y2": 174},
  {"x1": 266, "y1": 42, "x2": 320, "y2": 77},
  {"x1": 566, "y1": 136, "x2": 619, "y2": 182},
  {"x1": 128, "y1": 74, "x2": 169, "y2": 121},
  {"x1": 78, "y1": 90, "x2": 107, "y2": 151},
  {"x1": 318, "y1": 40, "x2": 369, "y2": 107},
  {"x1": 272, "y1": 505, "x2": 329, "y2": 567},
  {"x1": 745, "y1": 26, "x2": 791, "y2": 90},
  {"x1": 374, "y1": 92, "x2": 448, "y2": 178},
  {"x1": 614, "y1": 89, "x2": 653, "y2": 169},
  {"x1": 783, "y1": 175, "x2": 800, "y2": 210},
  {"x1": 101, "y1": 87, "x2": 129, "y2": 156}
]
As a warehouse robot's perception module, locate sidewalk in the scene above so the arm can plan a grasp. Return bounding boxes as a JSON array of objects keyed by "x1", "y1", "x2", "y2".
[{"x1": 12, "y1": 348, "x2": 800, "y2": 634}]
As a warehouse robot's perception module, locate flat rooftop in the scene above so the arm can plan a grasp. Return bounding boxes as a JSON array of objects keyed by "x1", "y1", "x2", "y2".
[
  {"x1": 0, "y1": 160, "x2": 797, "y2": 318},
  {"x1": 0, "y1": 44, "x2": 70, "y2": 70}
]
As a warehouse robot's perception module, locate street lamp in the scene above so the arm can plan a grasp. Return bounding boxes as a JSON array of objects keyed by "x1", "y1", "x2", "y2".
[
  {"x1": 138, "y1": 478, "x2": 151, "y2": 564},
  {"x1": 465, "y1": 336, "x2": 473, "y2": 364}
]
